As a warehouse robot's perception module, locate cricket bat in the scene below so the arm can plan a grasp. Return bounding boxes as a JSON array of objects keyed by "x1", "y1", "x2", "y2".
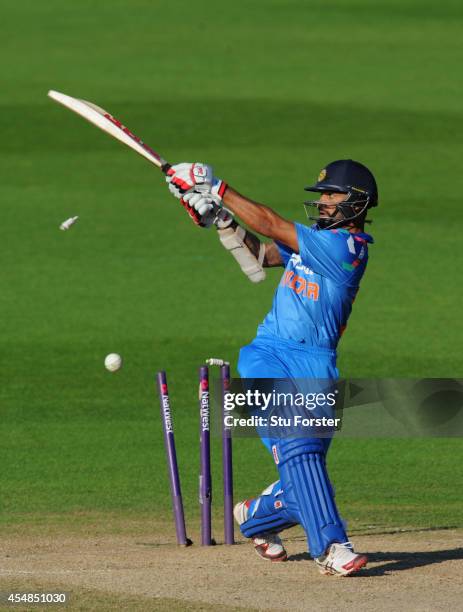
[{"x1": 47, "y1": 90, "x2": 171, "y2": 174}]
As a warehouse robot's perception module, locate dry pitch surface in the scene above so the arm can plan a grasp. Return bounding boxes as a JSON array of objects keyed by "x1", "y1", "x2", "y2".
[{"x1": 1, "y1": 521, "x2": 462, "y2": 611}]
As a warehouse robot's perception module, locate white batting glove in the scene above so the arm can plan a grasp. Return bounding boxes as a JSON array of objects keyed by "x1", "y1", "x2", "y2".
[
  {"x1": 166, "y1": 162, "x2": 227, "y2": 200},
  {"x1": 180, "y1": 192, "x2": 217, "y2": 228},
  {"x1": 180, "y1": 192, "x2": 233, "y2": 229}
]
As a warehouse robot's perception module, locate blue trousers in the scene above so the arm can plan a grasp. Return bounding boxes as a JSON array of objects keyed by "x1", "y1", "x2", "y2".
[{"x1": 237, "y1": 333, "x2": 347, "y2": 558}]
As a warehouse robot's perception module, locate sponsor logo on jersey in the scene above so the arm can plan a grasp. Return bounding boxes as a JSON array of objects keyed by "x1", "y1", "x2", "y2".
[
  {"x1": 289, "y1": 253, "x2": 314, "y2": 275},
  {"x1": 281, "y1": 270, "x2": 319, "y2": 301}
]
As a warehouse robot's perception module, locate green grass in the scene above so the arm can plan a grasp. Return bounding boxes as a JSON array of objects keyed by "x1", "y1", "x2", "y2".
[{"x1": 1, "y1": 0, "x2": 462, "y2": 533}]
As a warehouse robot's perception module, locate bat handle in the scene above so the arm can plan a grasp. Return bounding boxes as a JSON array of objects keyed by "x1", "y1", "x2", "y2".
[{"x1": 161, "y1": 162, "x2": 172, "y2": 174}]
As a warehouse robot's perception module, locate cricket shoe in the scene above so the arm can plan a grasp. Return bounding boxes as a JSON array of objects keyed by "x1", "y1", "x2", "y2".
[
  {"x1": 315, "y1": 542, "x2": 367, "y2": 576},
  {"x1": 252, "y1": 533, "x2": 288, "y2": 562},
  {"x1": 233, "y1": 500, "x2": 288, "y2": 562}
]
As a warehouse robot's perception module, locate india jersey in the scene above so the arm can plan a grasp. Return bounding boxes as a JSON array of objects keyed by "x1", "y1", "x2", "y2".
[{"x1": 258, "y1": 223, "x2": 374, "y2": 349}]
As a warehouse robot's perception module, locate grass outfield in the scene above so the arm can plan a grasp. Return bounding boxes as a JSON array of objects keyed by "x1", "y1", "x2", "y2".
[{"x1": 1, "y1": 0, "x2": 462, "y2": 534}]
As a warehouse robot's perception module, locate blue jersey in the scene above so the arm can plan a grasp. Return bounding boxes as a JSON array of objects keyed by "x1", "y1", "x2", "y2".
[{"x1": 258, "y1": 223, "x2": 374, "y2": 349}]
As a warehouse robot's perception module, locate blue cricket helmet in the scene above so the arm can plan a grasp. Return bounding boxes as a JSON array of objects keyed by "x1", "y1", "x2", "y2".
[{"x1": 304, "y1": 159, "x2": 378, "y2": 229}]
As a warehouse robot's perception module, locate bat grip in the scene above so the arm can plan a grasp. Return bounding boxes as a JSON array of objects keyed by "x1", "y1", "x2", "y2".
[{"x1": 161, "y1": 162, "x2": 172, "y2": 174}]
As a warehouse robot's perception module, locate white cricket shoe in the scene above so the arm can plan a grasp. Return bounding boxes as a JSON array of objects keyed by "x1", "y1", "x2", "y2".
[
  {"x1": 315, "y1": 542, "x2": 367, "y2": 576},
  {"x1": 233, "y1": 500, "x2": 288, "y2": 562},
  {"x1": 252, "y1": 533, "x2": 288, "y2": 562}
]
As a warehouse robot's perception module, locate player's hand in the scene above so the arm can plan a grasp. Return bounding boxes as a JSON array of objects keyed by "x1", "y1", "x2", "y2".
[
  {"x1": 166, "y1": 162, "x2": 227, "y2": 200},
  {"x1": 180, "y1": 192, "x2": 233, "y2": 229},
  {"x1": 180, "y1": 192, "x2": 217, "y2": 228}
]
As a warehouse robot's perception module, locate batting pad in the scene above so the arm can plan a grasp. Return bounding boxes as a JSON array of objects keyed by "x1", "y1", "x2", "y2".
[
  {"x1": 276, "y1": 439, "x2": 347, "y2": 558},
  {"x1": 239, "y1": 481, "x2": 298, "y2": 538}
]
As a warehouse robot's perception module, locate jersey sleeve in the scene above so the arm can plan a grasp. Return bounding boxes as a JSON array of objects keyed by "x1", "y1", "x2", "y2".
[
  {"x1": 295, "y1": 223, "x2": 364, "y2": 285},
  {"x1": 275, "y1": 240, "x2": 294, "y2": 266}
]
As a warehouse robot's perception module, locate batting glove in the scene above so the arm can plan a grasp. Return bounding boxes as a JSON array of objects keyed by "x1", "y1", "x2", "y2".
[
  {"x1": 215, "y1": 206, "x2": 234, "y2": 229},
  {"x1": 180, "y1": 192, "x2": 217, "y2": 228},
  {"x1": 166, "y1": 162, "x2": 227, "y2": 200}
]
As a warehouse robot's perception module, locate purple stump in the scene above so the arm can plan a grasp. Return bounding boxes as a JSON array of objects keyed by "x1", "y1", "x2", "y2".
[
  {"x1": 156, "y1": 371, "x2": 192, "y2": 547},
  {"x1": 221, "y1": 364, "x2": 235, "y2": 544},
  {"x1": 199, "y1": 366, "x2": 213, "y2": 545}
]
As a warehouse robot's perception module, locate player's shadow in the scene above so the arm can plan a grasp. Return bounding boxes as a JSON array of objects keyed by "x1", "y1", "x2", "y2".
[{"x1": 288, "y1": 547, "x2": 463, "y2": 575}]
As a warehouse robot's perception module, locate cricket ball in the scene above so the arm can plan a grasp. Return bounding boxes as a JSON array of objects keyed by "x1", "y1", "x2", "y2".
[{"x1": 104, "y1": 353, "x2": 122, "y2": 372}]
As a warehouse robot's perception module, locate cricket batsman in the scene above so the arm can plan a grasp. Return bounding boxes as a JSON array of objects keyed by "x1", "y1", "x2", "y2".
[{"x1": 165, "y1": 159, "x2": 377, "y2": 576}]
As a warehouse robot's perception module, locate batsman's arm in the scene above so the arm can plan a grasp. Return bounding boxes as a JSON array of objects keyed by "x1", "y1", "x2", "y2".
[
  {"x1": 215, "y1": 214, "x2": 283, "y2": 282},
  {"x1": 166, "y1": 163, "x2": 296, "y2": 250},
  {"x1": 222, "y1": 186, "x2": 298, "y2": 253}
]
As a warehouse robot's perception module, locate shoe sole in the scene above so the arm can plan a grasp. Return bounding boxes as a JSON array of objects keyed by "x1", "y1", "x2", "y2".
[
  {"x1": 254, "y1": 546, "x2": 288, "y2": 563},
  {"x1": 318, "y1": 554, "x2": 368, "y2": 576}
]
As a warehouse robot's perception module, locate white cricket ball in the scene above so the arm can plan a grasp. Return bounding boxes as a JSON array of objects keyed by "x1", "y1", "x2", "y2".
[{"x1": 104, "y1": 353, "x2": 122, "y2": 372}]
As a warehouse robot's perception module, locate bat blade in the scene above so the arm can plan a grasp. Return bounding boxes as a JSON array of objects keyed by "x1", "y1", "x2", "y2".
[{"x1": 48, "y1": 90, "x2": 170, "y2": 173}]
